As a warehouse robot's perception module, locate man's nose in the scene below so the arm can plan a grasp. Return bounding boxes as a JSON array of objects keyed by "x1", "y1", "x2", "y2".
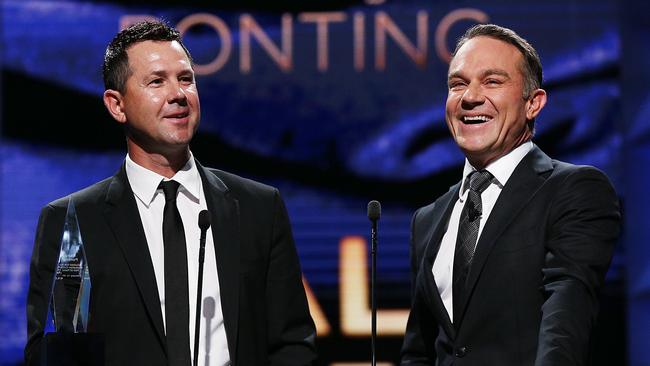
[
  {"x1": 461, "y1": 83, "x2": 485, "y2": 108},
  {"x1": 167, "y1": 83, "x2": 187, "y2": 104}
]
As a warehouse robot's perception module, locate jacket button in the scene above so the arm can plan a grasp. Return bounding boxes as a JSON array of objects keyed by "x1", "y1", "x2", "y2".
[{"x1": 455, "y1": 346, "x2": 468, "y2": 358}]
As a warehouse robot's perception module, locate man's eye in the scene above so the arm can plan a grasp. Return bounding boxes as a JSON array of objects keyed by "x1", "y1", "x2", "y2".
[
  {"x1": 149, "y1": 78, "x2": 163, "y2": 85},
  {"x1": 449, "y1": 82, "x2": 465, "y2": 90},
  {"x1": 485, "y1": 79, "x2": 501, "y2": 85}
]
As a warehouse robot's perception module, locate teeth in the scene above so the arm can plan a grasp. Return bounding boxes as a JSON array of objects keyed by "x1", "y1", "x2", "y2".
[{"x1": 463, "y1": 115, "x2": 491, "y2": 122}]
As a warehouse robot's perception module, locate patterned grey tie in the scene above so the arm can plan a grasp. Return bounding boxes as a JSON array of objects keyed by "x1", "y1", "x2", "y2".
[{"x1": 452, "y1": 170, "x2": 493, "y2": 325}]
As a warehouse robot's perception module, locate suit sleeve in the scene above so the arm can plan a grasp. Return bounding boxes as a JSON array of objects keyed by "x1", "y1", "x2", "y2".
[
  {"x1": 266, "y1": 189, "x2": 317, "y2": 365},
  {"x1": 535, "y1": 167, "x2": 621, "y2": 366},
  {"x1": 25, "y1": 203, "x2": 66, "y2": 365},
  {"x1": 401, "y1": 208, "x2": 438, "y2": 365}
]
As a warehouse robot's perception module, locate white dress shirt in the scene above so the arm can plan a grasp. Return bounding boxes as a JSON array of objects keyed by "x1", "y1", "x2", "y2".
[
  {"x1": 126, "y1": 153, "x2": 231, "y2": 366},
  {"x1": 432, "y1": 141, "x2": 534, "y2": 322}
]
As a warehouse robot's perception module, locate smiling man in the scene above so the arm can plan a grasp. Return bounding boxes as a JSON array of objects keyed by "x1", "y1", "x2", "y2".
[
  {"x1": 25, "y1": 21, "x2": 316, "y2": 366},
  {"x1": 400, "y1": 24, "x2": 620, "y2": 365}
]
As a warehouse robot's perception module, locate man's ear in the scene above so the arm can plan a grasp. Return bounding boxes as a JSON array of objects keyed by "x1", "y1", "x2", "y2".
[
  {"x1": 103, "y1": 89, "x2": 127, "y2": 124},
  {"x1": 526, "y1": 88, "x2": 547, "y2": 120}
]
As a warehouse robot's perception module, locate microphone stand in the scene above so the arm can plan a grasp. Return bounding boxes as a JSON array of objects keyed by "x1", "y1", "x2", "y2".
[
  {"x1": 371, "y1": 217, "x2": 378, "y2": 366},
  {"x1": 193, "y1": 210, "x2": 211, "y2": 366},
  {"x1": 367, "y1": 200, "x2": 380, "y2": 366}
]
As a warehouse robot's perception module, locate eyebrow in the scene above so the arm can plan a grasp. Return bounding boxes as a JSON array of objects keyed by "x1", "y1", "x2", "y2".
[
  {"x1": 149, "y1": 70, "x2": 168, "y2": 78},
  {"x1": 481, "y1": 69, "x2": 510, "y2": 79},
  {"x1": 147, "y1": 68, "x2": 194, "y2": 78},
  {"x1": 448, "y1": 68, "x2": 511, "y2": 82}
]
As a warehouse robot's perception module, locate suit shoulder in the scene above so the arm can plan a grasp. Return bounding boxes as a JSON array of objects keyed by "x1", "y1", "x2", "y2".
[
  {"x1": 550, "y1": 160, "x2": 613, "y2": 183},
  {"x1": 415, "y1": 183, "x2": 459, "y2": 220},
  {"x1": 546, "y1": 160, "x2": 619, "y2": 207},
  {"x1": 415, "y1": 201, "x2": 437, "y2": 220},
  {"x1": 205, "y1": 168, "x2": 278, "y2": 198},
  {"x1": 46, "y1": 176, "x2": 113, "y2": 210}
]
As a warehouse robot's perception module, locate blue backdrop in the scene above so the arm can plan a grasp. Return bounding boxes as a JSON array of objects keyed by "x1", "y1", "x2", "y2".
[{"x1": 1, "y1": 0, "x2": 646, "y2": 364}]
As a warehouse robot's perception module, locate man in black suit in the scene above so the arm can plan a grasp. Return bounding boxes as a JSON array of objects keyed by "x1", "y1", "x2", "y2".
[
  {"x1": 400, "y1": 24, "x2": 620, "y2": 365},
  {"x1": 25, "y1": 21, "x2": 317, "y2": 365}
]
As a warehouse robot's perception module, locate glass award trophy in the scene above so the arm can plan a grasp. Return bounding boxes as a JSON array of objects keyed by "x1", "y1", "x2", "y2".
[
  {"x1": 45, "y1": 198, "x2": 91, "y2": 333},
  {"x1": 42, "y1": 198, "x2": 103, "y2": 365}
]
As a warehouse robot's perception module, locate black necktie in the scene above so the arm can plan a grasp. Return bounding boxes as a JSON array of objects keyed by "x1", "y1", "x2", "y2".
[
  {"x1": 160, "y1": 180, "x2": 191, "y2": 365},
  {"x1": 452, "y1": 170, "x2": 493, "y2": 324}
]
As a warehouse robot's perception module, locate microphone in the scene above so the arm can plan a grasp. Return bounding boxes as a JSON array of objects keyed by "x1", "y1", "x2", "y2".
[
  {"x1": 367, "y1": 200, "x2": 381, "y2": 222},
  {"x1": 367, "y1": 200, "x2": 381, "y2": 366},
  {"x1": 193, "y1": 210, "x2": 211, "y2": 366},
  {"x1": 198, "y1": 210, "x2": 211, "y2": 234}
]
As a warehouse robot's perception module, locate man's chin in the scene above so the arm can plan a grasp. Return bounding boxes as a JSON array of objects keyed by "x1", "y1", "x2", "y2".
[
  {"x1": 458, "y1": 144, "x2": 499, "y2": 167},
  {"x1": 456, "y1": 138, "x2": 493, "y2": 154}
]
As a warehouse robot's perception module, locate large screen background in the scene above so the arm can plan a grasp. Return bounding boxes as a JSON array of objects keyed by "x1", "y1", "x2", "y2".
[{"x1": 1, "y1": 0, "x2": 648, "y2": 365}]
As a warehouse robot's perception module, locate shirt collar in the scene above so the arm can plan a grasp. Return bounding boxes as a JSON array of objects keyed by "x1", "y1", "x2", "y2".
[
  {"x1": 459, "y1": 141, "x2": 534, "y2": 197},
  {"x1": 125, "y1": 152, "x2": 201, "y2": 207}
]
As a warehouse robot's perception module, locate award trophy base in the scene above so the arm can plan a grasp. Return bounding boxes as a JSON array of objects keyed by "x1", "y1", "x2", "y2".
[{"x1": 42, "y1": 333, "x2": 104, "y2": 366}]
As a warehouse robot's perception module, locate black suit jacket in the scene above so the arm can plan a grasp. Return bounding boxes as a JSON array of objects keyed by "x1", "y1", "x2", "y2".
[
  {"x1": 26, "y1": 160, "x2": 317, "y2": 365},
  {"x1": 401, "y1": 146, "x2": 620, "y2": 366}
]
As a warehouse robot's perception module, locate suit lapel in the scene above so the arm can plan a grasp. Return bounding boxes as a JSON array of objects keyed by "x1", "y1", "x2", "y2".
[
  {"x1": 196, "y1": 161, "x2": 241, "y2": 362},
  {"x1": 420, "y1": 184, "x2": 460, "y2": 340},
  {"x1": 103, "y1": 163, "x2": 166, "y2": 351},
  {"x1": 457, "y1": 146, "x2": 554, "y2": 322}
]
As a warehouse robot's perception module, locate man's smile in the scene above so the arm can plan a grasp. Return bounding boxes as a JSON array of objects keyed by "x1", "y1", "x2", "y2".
[{"x1": 461, "y1": 115, "x2": 493, "y2": 124}]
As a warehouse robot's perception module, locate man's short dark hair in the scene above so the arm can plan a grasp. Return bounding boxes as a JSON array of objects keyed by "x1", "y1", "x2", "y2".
[
  {"x1": 452, "y1": 24, "x2": 543, "y2": 99},
  {"x1": 102, "y1": 21, "x2": 193, "y2": 93}
]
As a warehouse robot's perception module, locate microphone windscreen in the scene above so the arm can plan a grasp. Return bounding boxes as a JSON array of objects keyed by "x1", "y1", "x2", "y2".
[
  {"x1": 198, "y1": 210, "x2": 212, "y2": 231},
  {"x1": 367, "y1": 200, "x2": 381, "y2": 221}
]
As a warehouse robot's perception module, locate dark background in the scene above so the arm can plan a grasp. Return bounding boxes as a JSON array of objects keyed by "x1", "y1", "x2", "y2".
[{"x1": 1, "y1": 0, "x2": 648, "y2": 364}]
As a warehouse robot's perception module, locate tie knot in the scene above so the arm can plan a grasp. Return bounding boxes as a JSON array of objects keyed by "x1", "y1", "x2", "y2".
[
  {"x1": 159, "y1": 180, "x2": 181, "y2": 202},
  {"x1": 468, "y1": 170, "x2": 493, "y2": 194}
]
